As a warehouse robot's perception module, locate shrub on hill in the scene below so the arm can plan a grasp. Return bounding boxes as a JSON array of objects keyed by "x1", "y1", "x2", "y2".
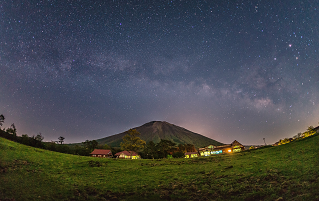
[{"x1": 172, "y1": 151, "x2": 185, "y2": 158}]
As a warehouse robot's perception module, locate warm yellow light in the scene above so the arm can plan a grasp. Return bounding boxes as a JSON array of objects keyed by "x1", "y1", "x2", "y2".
[{"x1": 228, "y1": 149, "x2": 232, "y2": 152}]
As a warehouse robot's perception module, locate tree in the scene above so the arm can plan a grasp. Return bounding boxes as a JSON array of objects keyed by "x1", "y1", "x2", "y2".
[
  {"x1": 185, "y1": 144, "x2": 196, "y2": 152},
  {"x1": 0, "y1": 114, "x2": 5, "y2": 127},
  {"x1": 293, "y1": 132, "x2": 302, "y2": 139},
  {"x1": 82, "y1": 140, "x2": 98, "y2": 152},
  {"x1": 21, "y1": 134, "x2": 30, "y2": 145},
  {"x1": 303, "y1": 126, "x2": 316, "y2": 138},
  {"x1": 172, "y1": 151, "x2": 184, "y2": 158},
  {"x1": 120, "y1": 129, "x2": 146, "y2": 153},
  {"x1": 97, "y1": 144, "x2": 111, "y2": 150},
  {"x1": 58, "y1": 136, "x2": 65, "y2": 144},
  {"x1": 178, "y1": 144, "x2": 186, "y2": 153},
  {"x1": 47, "y1": 141, "x2": 57, "y2": 151},
  {"x1": 30, "y1": 133, "x2": 44, "y2": 148},
  {"x1": 278, "y1": 138, "x2": 292, "y2": 145},
  {"x1": 6, "y1": 123, "x2": 17, "y2": 137},
  {"x1": 35, "y1": 132, "x2": 44, "y2": 142},
  {"x1": 143, "y1": 141, "x2": 158, "y2": 159},
  {"x1": 178, "y1": 143, "x2": 196, "y2": 153},
  {"x1": 56, "y1": 144, "x2": 70, "y2": 154},
  {"x1": 157, "y1": 139, "x2": 176, "y2": 158},
  {"x1": 307, "y1": 126, "x2": 314, "y2": 131}
]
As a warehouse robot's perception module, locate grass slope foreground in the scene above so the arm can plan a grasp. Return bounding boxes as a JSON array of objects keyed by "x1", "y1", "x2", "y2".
[{"x1": 1, "y1": 134, "x2": 319, "y2": 201}]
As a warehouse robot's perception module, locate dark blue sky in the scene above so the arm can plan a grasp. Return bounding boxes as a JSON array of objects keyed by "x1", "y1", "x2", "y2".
[{"x1": 1, "y1": 0, "x2": 318, "y2": 144}]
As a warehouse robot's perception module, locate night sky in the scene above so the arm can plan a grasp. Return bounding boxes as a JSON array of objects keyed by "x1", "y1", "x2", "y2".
[{"x1": 1, "y1": 0, "x2": 318, "y2": 145}]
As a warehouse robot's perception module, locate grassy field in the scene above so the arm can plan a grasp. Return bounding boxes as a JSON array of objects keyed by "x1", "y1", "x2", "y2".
[{"x1": 1, "y1": 134, "x2": 318, "y2": 201}]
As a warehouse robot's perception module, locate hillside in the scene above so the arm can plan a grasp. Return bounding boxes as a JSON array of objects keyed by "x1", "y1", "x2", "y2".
[
  {"x1": 96, "y1": 121, "x2": 223, "y2": 148},
  {"x1": 1, "y1": 133, "x2": 318, "y2": 200}
]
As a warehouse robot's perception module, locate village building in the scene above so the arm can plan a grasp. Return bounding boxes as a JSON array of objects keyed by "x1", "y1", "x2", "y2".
[
  {"x1": 199, "y1": 140, "x2": 245, "y2": 156},
  {"x1": 115, "y1": 151, "x2": 140, "y2": 159},
  {"x1": 184, "y1": 152, "x2": 199, "y2": 158},
  {"x1": 198, "y1": 145, "x2": 215, "y2": 156},
  {"x1": 90, "y1": 149, "x2": 113, "y2": 158}
]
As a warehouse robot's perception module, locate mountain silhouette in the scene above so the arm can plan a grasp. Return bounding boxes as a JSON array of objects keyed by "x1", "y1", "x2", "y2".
[{"x1": 97, "y1": 121, "x2": 223, "y2": 148}]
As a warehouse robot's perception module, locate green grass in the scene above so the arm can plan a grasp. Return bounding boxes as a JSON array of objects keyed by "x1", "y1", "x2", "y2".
[{"x1": 1, "y1": 134, "x2": 319, "y2": 201}]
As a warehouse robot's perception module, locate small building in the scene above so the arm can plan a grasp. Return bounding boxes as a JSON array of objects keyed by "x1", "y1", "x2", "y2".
[
  {"x1": 199, "y1": 140, "x2": 245, "y2": 156},
  {"x1": 115, "y1": 151, "x2": 140, "y2": 159},
  {"x1": 90, "y1": 149, "x2": 113, "y2": 158},
  {"x1": 185, "y1": 152, "x2": 199, "y2": 158},
  {"x1": 198, "y1": 145, "x2": 215, "y2": 156}
]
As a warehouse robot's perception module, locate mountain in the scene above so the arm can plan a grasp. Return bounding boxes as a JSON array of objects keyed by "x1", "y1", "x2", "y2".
[{"x1": 96, "y1": 121, "x2": 223, "y2": 148}]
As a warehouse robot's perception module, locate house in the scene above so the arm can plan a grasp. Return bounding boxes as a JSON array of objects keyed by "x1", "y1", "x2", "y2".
[
  {"x1": 198, "y1": 145, "x2": 215, "y2": 156},
  {"x1": 185, "y1": 152, "x2": 199, "y2": 158},
  {"x1": 273, "y1": 141, "x2": 280, "y2": 146},
  {"x1": 115, "y1": 151, "x2": 140, "y2": 159},
  {"x1": 199, "y1": 145, "x2": 222, "y2": 156},
  {"x1": 213, "y1": 140, "x2": 245, "y2": 154},
  {"x1": 90, "y1": 149, "x2": 113, "y2": 158},
  {"x1": 230, "y1": 140, "x2": 245, "y2": 152},
  {"x1": 199, "y1": 140, "x2": 245, "y2": 156}
]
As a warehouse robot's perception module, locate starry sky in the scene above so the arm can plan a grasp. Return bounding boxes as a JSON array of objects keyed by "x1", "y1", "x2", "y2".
[{"x1": 1, "y1": 0, "x2": 318, "y2": 145}]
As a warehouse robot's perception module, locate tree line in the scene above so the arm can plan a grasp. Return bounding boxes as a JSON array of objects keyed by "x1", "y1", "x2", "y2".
[
  {"x1": 1, "y1": 114, "x2": 197, "y2": 159},
  {"x1": 0, "y1": 127, "x2": 115, "y2": 157},
  {"x1": 121, "y1": 129, "x2": 196, "y2": 159},
  {"x1": 141, "y1": 140, "x2": 196, "y2": 159},
  {"x1": 0, "y1": 114, "x2": 115, "y2": 156},
  {"x1": 276, "y1": 124, "x2": 319, "y2": 145}
]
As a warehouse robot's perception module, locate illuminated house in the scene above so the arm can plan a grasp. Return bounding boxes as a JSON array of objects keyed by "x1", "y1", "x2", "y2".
[
  {"x1": 185, "y1": 152, "x2": 199, "y2": 158},
  {"x1": 198, "y1": 145, "x2": 215, "y2": 156},
  {"x1": 90, "y1": 149, "x2": 113, "y2": 158},
  {"x1": 115, "y1": 151, "x2": 140, "y2": 159},
  {"x1": 199, "y1": 140, "x2": 245, "y2": 156}
]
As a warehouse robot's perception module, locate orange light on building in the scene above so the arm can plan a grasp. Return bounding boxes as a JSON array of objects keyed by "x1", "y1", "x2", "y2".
[{"x1": 228, "y1": 149, "x2": 232, "y2": 153}]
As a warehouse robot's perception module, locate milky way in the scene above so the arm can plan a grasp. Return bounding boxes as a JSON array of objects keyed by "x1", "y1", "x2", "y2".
[{"x1": 1, "y1": 1, "x2": 318, "y2": 144}]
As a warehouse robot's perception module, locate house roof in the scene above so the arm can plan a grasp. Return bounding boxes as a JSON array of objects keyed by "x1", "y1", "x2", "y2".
[
  {"x1": 199, "y1": 140, "x2": 244, "y2": 151},
  {"x1": 213, "y1": 144, "x2": 232, "y2": 149},
  {"x1": 90, "y1": 149, "x2": 112, "y2": 155},
  {"x1": 185, "y1": 152, "x2": 198, "y2": 155},
  {"x1": 115, "y1": 151, "x2": 139, "y2": 156},
  {"x1": 210, "y1": 141, "x2": 243, "y2": 150},
  {"x1": 231, "y1": 140, "x2": 244, "y2": 147}
]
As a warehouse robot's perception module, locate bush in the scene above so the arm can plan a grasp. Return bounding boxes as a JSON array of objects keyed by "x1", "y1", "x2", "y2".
[
  {"x1": 88, "y1": 160, "x2": 102, "y2": 167},
  {"x1": 56, "y1": 144, "x2": 71, "y2": 154},
  {"x1": 173, "y1": 151, "x2": 185, "y2": 158}
]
